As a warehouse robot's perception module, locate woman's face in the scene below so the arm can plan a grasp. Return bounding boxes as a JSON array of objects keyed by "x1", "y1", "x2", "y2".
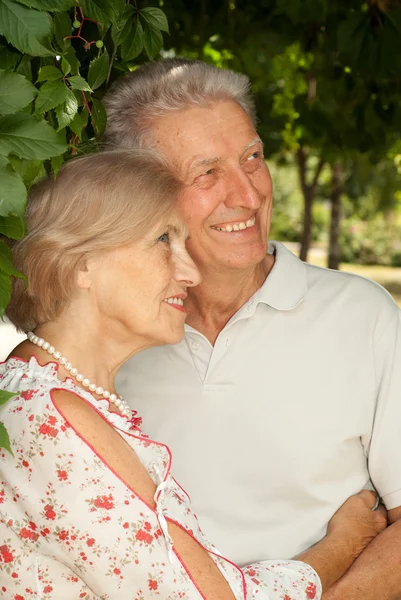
[{"x1": 86, "y1": 211, "x2": 201, "y2": 348}]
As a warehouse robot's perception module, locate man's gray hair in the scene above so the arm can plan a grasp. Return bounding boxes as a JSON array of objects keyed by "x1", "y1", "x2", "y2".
[{"x1": 103, "y1": 58, "x2": 256, "y2": 149}]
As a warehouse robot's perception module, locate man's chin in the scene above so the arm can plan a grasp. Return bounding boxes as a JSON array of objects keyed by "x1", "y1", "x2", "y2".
[{"x1": 214, "y1": 246, "x2": 268, "y2": 271}]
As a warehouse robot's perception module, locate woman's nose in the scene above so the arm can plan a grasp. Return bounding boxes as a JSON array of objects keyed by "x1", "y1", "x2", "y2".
[{"x1": 175, "y1": 251, "x2": 202, "y2": 287}]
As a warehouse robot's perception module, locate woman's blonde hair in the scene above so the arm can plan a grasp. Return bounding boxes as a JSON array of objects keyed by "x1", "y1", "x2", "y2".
[{"x1": 6, "y1": 150, "x2": 179, "y2": 331}]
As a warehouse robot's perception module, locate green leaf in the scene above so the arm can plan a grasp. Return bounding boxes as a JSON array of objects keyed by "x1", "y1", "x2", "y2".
[
  {"x1": 0, "y1": 270, "x2": 11, "y2": 320},
  {"x1": 88, "y1": 49, "x2": 109, "y2": 90},
  {"x1": 0, "y1": 420, "x2": 13, "y2": 456},
  {"x1": 122, "y1": 19, "x2": 144, "y2": 61},
  {"x1": 8, "y1": 156, "x2": 43, "y2": 186},
  {"x1": 91, "y1": 97, "x2": 106, "y2": 136},
  {"x1": 0, "y1": 113, "x2": 67, "y2": 159},
  {"x1": 0, "y1": 215, "x2": 25, "y2": 239},
  {"x1": 82, "y1": 0, "x2": 123, "y2": 24},
  {"x1": 0, "y1": 0, "x2": 55, "y2": 57},
  {"x1": 53, "y1": 11, "x2": 71, "y2": 52},
  {"x1": 16, "y1": 55, "x2": 32, "y2": 81},
  {"x1": 36, "y1": 65, "x2": 63, "y2": 82},
  {"x1": 111, "y1": 4, "x2": 134, "y2": 48},
  {"x1": 107, "y1": 0, "x2": 126, "y2": 21},
  {"x1": 14, "y1": 0, "x2": 76, "y2": 10},
  {"x1": 35, "y1": 79, "x2": 70, "y2": 113},
  {"x1": 55, "y1": 89, "x2": 78, "y2": 130},
  {"x1": 0, "y1": 239, "x2": 25, "y2": 278},
  {"x1": 68, "y1": 75, "x2": 92, "y2": 92},
  {"x1": 0, "y1": 44, "x2": 20, "y2": 70},
  {"x1": 0, "y1": 70, "x2": 37, "y2": 115},
  {"x1": 61, "y1": 57, "x2": 70, "y2": 75},
  {"x1": 140, "y1": 7, "x2": 169, "y2": 34},
  {"x1": 0, "y1": 390, "x2": 18, "y2": 406},
  {"x1": 80, "y1": 0, "x2": 111, "y2": 27},
  {"x1": 143, "y1": 24, "x2": 163, "y2": 61},
  {"x1": 63, "y1": 47, "x2": 79, "y2": 75},
  {"x1": 69, "y1": 110, "x2": 83, "y2": 139},
  {"x1": 80, "y1": 107, "x2": 89, "y2": 128},
  {"x1": 51, "y1": 153, "x2": 63, "y2": 176},
  {"x1": 0, "y1": 156, "x2": 27, "y2": 217}
]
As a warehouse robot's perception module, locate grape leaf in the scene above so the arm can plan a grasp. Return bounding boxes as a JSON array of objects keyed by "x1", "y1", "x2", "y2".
[{"x1": 0, "y1": 0, "x2": 55, "y2": 57}]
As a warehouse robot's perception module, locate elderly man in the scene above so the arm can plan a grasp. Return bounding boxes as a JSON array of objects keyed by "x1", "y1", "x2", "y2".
[{"x1": 105, "y1": 59, "x2": 401, "y2": 599}]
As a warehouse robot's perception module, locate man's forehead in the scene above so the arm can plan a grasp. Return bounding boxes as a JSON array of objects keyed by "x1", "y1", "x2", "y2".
[{"x1": 151, "y1": 102, "x2": 261, "y2": 175}]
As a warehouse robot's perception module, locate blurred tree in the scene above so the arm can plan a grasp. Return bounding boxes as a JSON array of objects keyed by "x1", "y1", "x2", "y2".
[{"x1": 164, "y1": 0, "x2": 401, "y2": 267}]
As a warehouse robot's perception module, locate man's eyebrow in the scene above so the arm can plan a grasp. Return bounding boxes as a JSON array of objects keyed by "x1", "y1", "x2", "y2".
[
  {"x1": 187, "y1": 138, "x2": 263, "y2": 175},
  {"x1": 188, "y1": 156, "x2": 222, "y2": 174},
  {"x1": 244, "y1": 137, "x2": 264, "y2": 152}
]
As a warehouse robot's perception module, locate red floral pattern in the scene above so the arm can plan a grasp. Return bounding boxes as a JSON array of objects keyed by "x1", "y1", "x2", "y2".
[{"x1": 0, "y1": 357, "x2": 322, "y2": 599}]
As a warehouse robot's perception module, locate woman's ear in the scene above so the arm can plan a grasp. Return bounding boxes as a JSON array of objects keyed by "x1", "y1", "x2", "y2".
[{"x1": 76, "y1": 255, "x2": 93, "y2": 289}]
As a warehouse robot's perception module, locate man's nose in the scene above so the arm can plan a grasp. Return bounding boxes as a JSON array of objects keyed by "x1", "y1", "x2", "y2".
[{"x1": 224, "y1": 168, "x2": 262, "y2": 210}]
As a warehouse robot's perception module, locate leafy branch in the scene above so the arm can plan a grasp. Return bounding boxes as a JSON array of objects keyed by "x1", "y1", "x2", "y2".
[{"x1": 0, "y1": 0, "x2": 169, "y2": 451}]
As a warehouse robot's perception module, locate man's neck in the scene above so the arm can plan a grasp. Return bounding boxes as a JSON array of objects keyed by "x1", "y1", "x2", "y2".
[{"x1": 185, "y1": 254, "x2": 275, "y2": 345}]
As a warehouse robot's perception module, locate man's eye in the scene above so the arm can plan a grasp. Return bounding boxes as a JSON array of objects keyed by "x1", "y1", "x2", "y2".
[
  {"x1": 203, "y1": 168, "x2": 214, "y2": 176},
  {"x1": 248, "y1": 151, "x2": 261, "y2": 161},
  {"x1": 157, "y1": 232, "x2": 170, "y2": 244}
]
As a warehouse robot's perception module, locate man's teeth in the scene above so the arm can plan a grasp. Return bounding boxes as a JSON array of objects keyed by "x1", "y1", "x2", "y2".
[
  {"x1": 213, "y1": 216, "x2": 256, "y2": 232},
  {"x1": 164, "y1": 297, "x2": 184, "y2": 306}
]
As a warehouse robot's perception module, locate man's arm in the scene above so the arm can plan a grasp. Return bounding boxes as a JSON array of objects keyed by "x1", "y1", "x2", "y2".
[
  {"x1": 323, "y1": 303, "x2": 401, "y2": 599},
  {"x1": 322, "y1": 506, "x2": 401, "y2": 600}
]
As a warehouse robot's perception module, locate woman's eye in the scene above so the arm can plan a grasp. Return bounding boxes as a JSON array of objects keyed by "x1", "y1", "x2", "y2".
[{"x1": 157, "y1": 232, "x2": 170, "y2": 244}]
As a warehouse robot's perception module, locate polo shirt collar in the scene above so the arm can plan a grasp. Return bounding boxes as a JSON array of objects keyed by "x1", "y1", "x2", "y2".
[{"x1": 252, "y1": 241, "x2": 308, "y2": 311}]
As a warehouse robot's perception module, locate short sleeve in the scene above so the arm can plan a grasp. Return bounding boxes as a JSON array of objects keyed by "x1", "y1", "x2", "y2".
[
  {"x1": 368, "y1": 309, "x2": 401, "y2": 509},
  {"x1": 242, "y1": 559, "x2": 322, "y2": 599},
  {"x1": 0, "y1": 390, "x2": 181, "y2": 598}
]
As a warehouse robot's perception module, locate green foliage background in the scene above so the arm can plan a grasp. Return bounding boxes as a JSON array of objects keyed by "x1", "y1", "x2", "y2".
[{"x1": 0, "y1": 0, "x2": 169, "y2": 452}]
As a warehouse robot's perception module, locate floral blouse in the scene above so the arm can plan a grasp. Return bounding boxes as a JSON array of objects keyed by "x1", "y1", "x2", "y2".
[{"x1": 0, "y1": 357, "x2": 321, "y2": 600}]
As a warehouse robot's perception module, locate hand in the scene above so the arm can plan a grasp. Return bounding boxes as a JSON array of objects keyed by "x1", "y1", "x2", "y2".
[{"x1": 327, "y1": 490, "x2": 387, "y2": 560}]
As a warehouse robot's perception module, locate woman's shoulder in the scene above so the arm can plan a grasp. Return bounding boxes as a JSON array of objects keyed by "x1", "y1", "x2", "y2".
[{"x1": 0, "y1": 355, "x2": 61, "y2": 393}]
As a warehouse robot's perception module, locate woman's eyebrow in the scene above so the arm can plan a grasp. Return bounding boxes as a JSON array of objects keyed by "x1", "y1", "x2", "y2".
[{"x1": 166, "y1": 224, "x2": 190, "y2": 238}]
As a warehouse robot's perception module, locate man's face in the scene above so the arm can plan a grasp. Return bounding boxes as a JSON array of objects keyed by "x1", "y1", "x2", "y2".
[{"x1": 151, "y1": 101, "x2": 273, "y2": 273}]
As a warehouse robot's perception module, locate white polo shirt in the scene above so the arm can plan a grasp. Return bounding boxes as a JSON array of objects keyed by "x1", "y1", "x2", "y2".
[{"x1": 116, "y1": 242, "x2": 401, "y2": 565}]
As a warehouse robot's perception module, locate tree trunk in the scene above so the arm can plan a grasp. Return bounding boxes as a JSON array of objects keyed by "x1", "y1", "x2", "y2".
[
  {"x1": 299, "y1": 188, "x2": 314, "y2": 262},
  {"x1": 296, "y1": 149, "x2": 325, "y2": 263},
  {"x1": 328, "y1": 160, "x2": 343, "y2": 270}
]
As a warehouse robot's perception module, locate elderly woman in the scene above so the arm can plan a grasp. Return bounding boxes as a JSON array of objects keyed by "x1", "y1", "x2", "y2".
[{"x1": 0, "y1": 150, "x2": 385, "y2": 599}]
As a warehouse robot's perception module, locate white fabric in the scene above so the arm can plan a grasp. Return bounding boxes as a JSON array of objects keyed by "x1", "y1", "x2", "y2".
[
  {"x1": 117, "y1": 242, "x2": 401, "y2": 565},
  {"x1": 0, "y1": 357, "x2": 322, "y2": 599}
]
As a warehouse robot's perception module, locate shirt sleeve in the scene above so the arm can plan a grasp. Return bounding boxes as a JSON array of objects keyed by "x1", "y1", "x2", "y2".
[
  {"x1": 242, "y1": 560, "x2": 322, "y2": 599},
  {"x1": 368, "y1": 309, "x2": 401, "y2": 509}
]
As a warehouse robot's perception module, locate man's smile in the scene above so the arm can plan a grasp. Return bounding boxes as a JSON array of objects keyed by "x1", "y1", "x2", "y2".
[{"x1": 211, "y1": 215, "x2": 256, "y2": 232}]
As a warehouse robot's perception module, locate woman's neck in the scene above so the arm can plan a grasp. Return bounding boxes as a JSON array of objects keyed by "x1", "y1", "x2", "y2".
[{"x1": 27, "y1": 308, "x2": 149, "y2": 395}]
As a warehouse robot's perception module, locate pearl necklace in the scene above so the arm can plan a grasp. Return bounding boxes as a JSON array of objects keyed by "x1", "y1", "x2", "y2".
[{"x1": 27, "y1": 331, "x2": 132, "y2": 418}]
